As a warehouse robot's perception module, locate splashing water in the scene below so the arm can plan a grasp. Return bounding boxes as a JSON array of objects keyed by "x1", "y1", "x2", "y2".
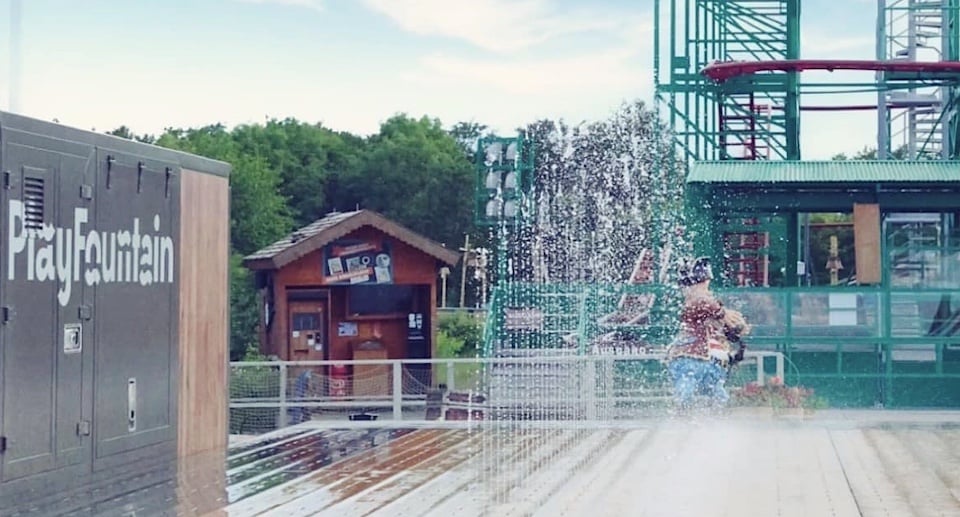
[{"x1": 466, "y1": 101, "x2": 715, "y2": 513}]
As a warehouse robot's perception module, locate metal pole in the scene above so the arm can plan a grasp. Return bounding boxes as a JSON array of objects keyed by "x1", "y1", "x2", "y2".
[
  {"x1": 392, "y1": 362, "x2": 402, "y2": 420},
  {"x1": 278, "y1": 364, "x2": 288, "y2": 429},
  {"x1": 459, "y1": 234, "x2": 470, "y2": 308},
  {"x1": 877, "y1": 0, "x2": 889, "y2": 159},
  {"x1": 907, "y1": 0, "x2": 919, "y2": 159},
  {"x1": 440, "y1": 267, "x2": 449, "y2": 308},
  {"x1": 9, "y1": 0, "x2": 23, "y2": 113}
]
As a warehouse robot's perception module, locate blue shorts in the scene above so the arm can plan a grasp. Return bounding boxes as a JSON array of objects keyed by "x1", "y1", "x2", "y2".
[{"x1": 667, "y1": 356, "x2": 729, "y2": 408}]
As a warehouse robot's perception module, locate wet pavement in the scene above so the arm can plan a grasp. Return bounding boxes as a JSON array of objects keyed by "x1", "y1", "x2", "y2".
[{"x1": 226, "y1": 410, "x2": 960, "y2": 516}]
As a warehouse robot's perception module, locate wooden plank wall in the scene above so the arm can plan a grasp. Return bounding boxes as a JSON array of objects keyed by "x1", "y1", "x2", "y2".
[
  {"x1": 177, "y1": 169, "x2": 230, "y2": 516},
  {"x1": 854, "y1": 203, "x2": 882, "y2": 285}
]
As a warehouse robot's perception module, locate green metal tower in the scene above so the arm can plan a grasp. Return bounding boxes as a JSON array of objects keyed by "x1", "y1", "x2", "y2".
[
  {"x1": 877, "y1": 0, "x2": 960, "y2": 159},
  {"x1": 474, "y1": 135, "x2": 535, "y2": 228},
  {"x1": 654, "y1": 0, "x2": 801, "y2": 161}
]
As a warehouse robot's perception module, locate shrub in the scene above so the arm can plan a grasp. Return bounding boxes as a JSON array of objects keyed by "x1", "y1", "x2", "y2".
[{"x1": 730, "y1": 376, "x2": 829, "y2": 411}]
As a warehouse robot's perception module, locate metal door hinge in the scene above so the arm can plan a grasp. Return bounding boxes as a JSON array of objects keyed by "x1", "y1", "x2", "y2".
[
  {"x1": 137, "y1": 161, "x2": 144, "y2": 193},
  {"x1": 76, "y1": 421, "x2": 91, "y2": 437},
  {"x1": 78, "y1": 305, "x2": 93, "y2": 321},
  {"x1": 106, "y1": 155, "x2": 115, "y2": 189},
  {"x1": 3, "y1": 170, "x2": 10, "y2": 189},
  {"x1": 2, "y1": 306, "x2": 13, "y2": 324},
  {"x1": 164, "y1": 167, "x2": 173, "y2": 198},
  {"x1": 80, "y1": 184, "x2": 93, "y2": 200},
  {"x1": 0, "y1": 436, "x2": 7, "y2": 453}
]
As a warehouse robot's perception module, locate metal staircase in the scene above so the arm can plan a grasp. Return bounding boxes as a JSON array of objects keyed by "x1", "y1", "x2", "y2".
[
  {"x1": 880, "y1": 0, "x2": 955, "y2": 159},
  {"x1": 655, "y1": 0, "x2": 800, "y2": 161}
]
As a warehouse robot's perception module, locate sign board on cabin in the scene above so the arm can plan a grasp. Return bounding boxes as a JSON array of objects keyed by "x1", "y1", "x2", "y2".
[{"x1": 322, "y1": 238, "x2": 394, "y2": 285}]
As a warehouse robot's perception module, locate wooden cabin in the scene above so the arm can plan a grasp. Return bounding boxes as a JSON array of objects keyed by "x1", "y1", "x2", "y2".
[{"x1": 243, "y1": 210, "x2": 460, "y2": 393}]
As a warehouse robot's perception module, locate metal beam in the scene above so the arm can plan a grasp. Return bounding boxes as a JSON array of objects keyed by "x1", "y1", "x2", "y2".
[{"x1": 707, "y1": 190, "x2": 960, "y2": 211}]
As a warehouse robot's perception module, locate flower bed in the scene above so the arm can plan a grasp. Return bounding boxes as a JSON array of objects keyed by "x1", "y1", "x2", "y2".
[{"x1": 729, "y1": 376, "x2": 828, "y2": 415}]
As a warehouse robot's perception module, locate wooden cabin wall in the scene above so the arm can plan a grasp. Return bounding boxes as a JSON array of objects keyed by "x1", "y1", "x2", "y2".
[
  {"x1": 266, "y1": 226, "x2": 440, "y2": 362},
  {"x1": 322, "y1": 285, "x2": 431, "y2": 361},
  {"x1": 176, "y1": 169, "x2": 230, "y2": 516}
]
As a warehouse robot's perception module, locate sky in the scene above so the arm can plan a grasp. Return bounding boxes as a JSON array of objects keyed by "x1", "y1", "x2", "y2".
[{"x1": 0, "y1": 0, "x2": 899, "y2": 159}]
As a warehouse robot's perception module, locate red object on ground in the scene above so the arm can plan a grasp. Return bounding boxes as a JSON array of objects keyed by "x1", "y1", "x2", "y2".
[
  {"x1": 701, "y1": 59, "x2": 960, "y2": 82},
  {"x1": 329, "y1": 364, "x2": 349, "y2": 397}
]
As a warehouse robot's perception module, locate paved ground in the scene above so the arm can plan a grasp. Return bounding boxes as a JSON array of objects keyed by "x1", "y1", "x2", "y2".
[{"x1": 226, "y1": 410, "x2": 960, "y2": 517}]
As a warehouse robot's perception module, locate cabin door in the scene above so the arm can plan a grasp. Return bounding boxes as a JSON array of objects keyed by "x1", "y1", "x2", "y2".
[{"x1": 288, "y1": 301, "x2": 327, "y2": 360}]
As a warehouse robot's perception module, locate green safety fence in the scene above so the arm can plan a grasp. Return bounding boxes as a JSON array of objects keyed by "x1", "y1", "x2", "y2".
[{"x1": 481, "y1": 281, "x2": 960, "y2": 408}]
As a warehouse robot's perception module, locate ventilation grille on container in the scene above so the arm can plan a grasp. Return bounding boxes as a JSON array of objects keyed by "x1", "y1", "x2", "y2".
[{"x1": 24, "y1": 176, "x2": 45, "y2": 230}]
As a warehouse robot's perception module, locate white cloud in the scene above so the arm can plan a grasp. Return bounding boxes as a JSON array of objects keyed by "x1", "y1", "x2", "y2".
[
  {"x1": 362, "y1": 0, "x2": 634, "y2": 53},
  {"x1": 234, "y1": 0, "x2": 323, "y2": 12},
  {"x1": 389, "y1": 43, "x2": 653, "y2": 136},
  {"x1": 410, "y1": 48, "x2": 650, "y2": 97}
]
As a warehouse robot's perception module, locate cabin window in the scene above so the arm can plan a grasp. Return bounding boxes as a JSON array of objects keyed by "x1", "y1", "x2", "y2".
[
  {"x1": 798, "y1": 212, "x2": 856, "y2": 286},
  {"x1": 346, "y1": 284, "x2": 416, "y2": 317},
  {"x1": 885, "y1": 211, "x2": 960, "y2": 288}
]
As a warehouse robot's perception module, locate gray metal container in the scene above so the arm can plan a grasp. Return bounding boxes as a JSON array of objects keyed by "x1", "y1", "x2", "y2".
[{"x1": 0, "y1": 111, "x2": 230, "y2": 516}]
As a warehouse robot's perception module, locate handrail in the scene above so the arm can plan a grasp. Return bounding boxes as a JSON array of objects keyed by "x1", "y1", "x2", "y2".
[{"x1": 229, "y1": 353, "x2": 786, "y2": 428}]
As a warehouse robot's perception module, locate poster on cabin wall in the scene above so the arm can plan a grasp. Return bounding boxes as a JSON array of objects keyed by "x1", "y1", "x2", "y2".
[{"x1": 322, "y1": 238, "x2": 394, "y2": 284}]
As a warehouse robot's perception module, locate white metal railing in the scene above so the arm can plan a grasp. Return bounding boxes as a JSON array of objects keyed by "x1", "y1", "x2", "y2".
[{"x1": 229, "y1": 352, "x2": 785, "y2": 430}]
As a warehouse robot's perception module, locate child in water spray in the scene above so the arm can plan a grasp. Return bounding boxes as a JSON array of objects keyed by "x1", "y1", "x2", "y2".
[{"x1": 665, "y1": 257, "x2": 750, "y2": 411}]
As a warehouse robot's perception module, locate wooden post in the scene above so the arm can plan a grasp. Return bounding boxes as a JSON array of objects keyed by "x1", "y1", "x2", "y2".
[
  {"x1": 459, "y1": 234, "x2": 471, "y2": 308},
  {"x1": 827, "y1": 234, "x2": 843, "y2": 285},
  {"x1": 854, "y1": 203, "x2": 881, "y2": 285},
  {"x1": 177, "y1": 170, "x2": 230, "y2": 516}
]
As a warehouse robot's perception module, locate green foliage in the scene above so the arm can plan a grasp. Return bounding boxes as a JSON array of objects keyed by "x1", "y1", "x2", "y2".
[
  {"x1": 448, "y1": 120, "x2": 492, "y2": 159},
  {"x1": 105, "y1": 105, "x2": 665, "y2": 356},
  {"x1": 229, "y1": 360, "x2": 280, "y2": 434},
  {"x1": 730, "y1": 377, "x2": 830, "y2": 412},
  {"x1": 106, "y1": 125, "x2": 156, "y2": 144},
  {"x1": 240, "y1": 344, "x2": 270, "y2": 362},
  {"x1": 803, "y1": 213, "x2": 855, "y2": 285},
  {"x1": 137, "y1": 115, "x2": 480, "y2": 355},
  {"x1": 155, "y1": 125, "x2": 295, "y2": 255},
  {"x1": 344, "y1": 114, "x2": 475, "y2": 249},
  {"x1": 231, "y1": 118, "x2": 365, "y2": 225},
  {"x1": 153, "y1": 125, "x2": 296, "y2": 360},
  {"x1": 520, "y1": 99, "x2": 680, "y2": 283},
  {"x1": 831, "y1": 145, "x2": 909, "y2": 161},
  {"x1": 438, "y1": 311, "x2": 483, "y2": 357},
  {"x1": 230, "y1": 254, "x2": 261, "y2": 361},
  {"x1": 436, "y1": 330, "x2": 464, "y2": 358}
]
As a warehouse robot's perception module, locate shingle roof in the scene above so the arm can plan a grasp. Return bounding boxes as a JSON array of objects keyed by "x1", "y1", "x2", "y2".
[
  {"x1": 243, "y1": 210, "x2": 461, "y2": 270},
  {"x1": 687, "y1": 160, "x2": 960, "y2": 184}
]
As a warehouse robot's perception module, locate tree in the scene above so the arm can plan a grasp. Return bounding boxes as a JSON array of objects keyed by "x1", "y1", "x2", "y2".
[
  {"x1": 832, "y1": 145, "x2": 909, "y2": 160},
  {"x1": 448, "y1": 120, "x2": 490, "y2": 159},
  {"x1": 156, "y1": 124, "x2": 294, "y2": 255},
  {"x1": 804, "y1": 213, "x2": 856, "y2": 285},
  {"x1": 342, "y1": 114, "x2": 475, "y2": 250},
  {"x1": 230, "y1": 118, "x2": 365, "y2": 226},
  {"x1": 106, "y1": 125, "x2": 156, "y2": 144},
  {"x1": 155, "y1": 124, "x2": 294, "y2": 359},
  {"x1": 229, "y1": 255, "x2": 262, "y2": 357},
  {"x1": 520, "y1": 100, "x2": 681, "y2": 283},
  {"x1": 437, "y1": 311, "x2": 483, "y2": 357}
]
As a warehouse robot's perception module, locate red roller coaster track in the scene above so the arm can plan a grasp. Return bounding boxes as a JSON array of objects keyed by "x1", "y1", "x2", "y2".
[{"x1": 701, "y1": 59, "x2": 960, "y2": 82}]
